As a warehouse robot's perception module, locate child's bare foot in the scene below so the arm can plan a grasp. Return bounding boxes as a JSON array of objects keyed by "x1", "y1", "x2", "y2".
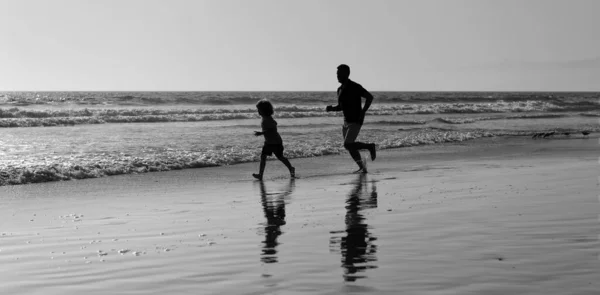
[
  {"x1": 290, "y1": 167, "x2": 296, "y2": 178},
  {"x1": 352, "y1": 167, "x2": 368, "y2": 174},
  {"x1": 252, "y1": 173, "x2": 263, "y2": 180},
  {"x1": 368, "y1": 144, "x2": 377, "y2": 161}
]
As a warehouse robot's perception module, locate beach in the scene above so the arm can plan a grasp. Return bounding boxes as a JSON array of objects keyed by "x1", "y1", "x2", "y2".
[
  {"x1": 1, "y1": 135, "x2": 598, "y2": 294},
  {"x1": 3, "y1": 0, "x2": 600, "y2": 293}
]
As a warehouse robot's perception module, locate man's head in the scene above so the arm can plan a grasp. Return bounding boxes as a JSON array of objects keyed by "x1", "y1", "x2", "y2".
[{"x1": 337, "y1": 64, "x2": 350, "y2": 83}]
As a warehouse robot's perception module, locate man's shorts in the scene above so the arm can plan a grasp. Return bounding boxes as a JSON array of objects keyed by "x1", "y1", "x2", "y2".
[
  {"x1": 342, "y1": 122, "x2": 362, "y2": 143},
  {"x1": 262, "y1": 143, "x2": 285, "y2": 157}
]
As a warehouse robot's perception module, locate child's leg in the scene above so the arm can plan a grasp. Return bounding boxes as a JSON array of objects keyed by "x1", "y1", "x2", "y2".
[
  {"x1": 259, "y1": 154, "x2": 267, "y2": 175},
  {"x1": 276, "y1": 154, "x2": 293, "y2": 171},
  {"x1": 274, "y1": 150, "x2": 295, "y2": 177},
  {"x1": 253, "y1": 154, "x2": 267, "y2": 179}
]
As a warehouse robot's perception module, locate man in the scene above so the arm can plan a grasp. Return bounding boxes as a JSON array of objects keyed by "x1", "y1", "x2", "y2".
[{"x1": 326, "y1": 64, "x2": 376, "y2": 173}]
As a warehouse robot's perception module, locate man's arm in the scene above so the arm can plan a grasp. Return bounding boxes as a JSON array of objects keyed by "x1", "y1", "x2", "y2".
[
  {"x1": 361, "y1": 88, "x2": 374, "y2": 114},
  {"x1": 357, "y1": 88, "x2": 374, "y2": 124},
  {"x1": 326, "y1": 89, "x2": 343, "y2": 112}
]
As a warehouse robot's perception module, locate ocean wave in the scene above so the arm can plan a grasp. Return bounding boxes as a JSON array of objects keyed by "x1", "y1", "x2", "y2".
[
  {"x1": 0, "y1": 92, "x2": 334, "y2": 106},
  {"x1": 0, "y1": 130, "x2": 530, "y2": 186},
  {"x1": 2, "y1": 91, "x2": 598, "y2": 107},
  {"x1": 3, "y1": 119, "x2": 599, "y2": 187},
  {"x1": 0, "y1": 100, "x2": 592, "y2": 128},
  {"x1": 432, "y1": 118, "x2": 477, "y2": 124},
  {"x1": 371, "y1": 120, "x2": 427, "y2": 125},
  {"x1": 579, "y1": 112, "x2": 600, "y2": 117},
  {"x1": 0, "y1": 117, "x2": 106, "y2": 127},
  {"x1": 0, "y1": 131, "x2": 493, "y2": 185},
  {"x1": 378, "y1": 91, "x2": 600, "y2": 105},
  {"x1": 501, "y1": 113, "x2": 569, "y2": 119},
  {"x1": 431, "y1": 113, "x2": 569, "y2": 124}
]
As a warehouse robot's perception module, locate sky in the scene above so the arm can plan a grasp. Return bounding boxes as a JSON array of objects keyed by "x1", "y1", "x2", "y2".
[{"x1": 1, "y1": 0, "x2": 599, "y2": 91}]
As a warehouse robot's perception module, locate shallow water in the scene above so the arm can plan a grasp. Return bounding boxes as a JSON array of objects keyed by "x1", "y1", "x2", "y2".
[{"x1": 1, "y1": 110, "x2": 599, "y2": 186}]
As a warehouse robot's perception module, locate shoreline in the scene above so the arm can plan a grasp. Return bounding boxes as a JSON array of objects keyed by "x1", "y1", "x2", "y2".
[{"x1": 1, "y1": 136, "x2": 598, "y2": 294}]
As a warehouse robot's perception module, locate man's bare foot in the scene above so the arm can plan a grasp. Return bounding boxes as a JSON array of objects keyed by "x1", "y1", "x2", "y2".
[
  {"x1": 290, "y1": 167, "x2": 296, "y2": 178},
  {"x1": 252, "y1": 173, "x2": 263, "y2": 180},
  {"x1": 368, "y1": 144, "x2": 377, "y2": 161}
]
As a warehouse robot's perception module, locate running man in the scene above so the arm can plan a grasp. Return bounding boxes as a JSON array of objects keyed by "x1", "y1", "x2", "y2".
[{"x1": 326, "y1": 64, "x2": 376, "y2": 173}]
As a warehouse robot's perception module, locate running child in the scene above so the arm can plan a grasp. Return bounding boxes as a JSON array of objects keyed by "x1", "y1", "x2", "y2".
[{"x1": 253, "y1": 99, "x2": 295, "y2": 180}]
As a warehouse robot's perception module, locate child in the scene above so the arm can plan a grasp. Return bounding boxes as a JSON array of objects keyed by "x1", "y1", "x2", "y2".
[{"x1": 253, "y1": 99, "x2": 295, "y2": 180}]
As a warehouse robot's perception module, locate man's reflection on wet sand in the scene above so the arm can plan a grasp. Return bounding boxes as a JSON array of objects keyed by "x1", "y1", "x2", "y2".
[
  {"x1": 330, "y1": 173, "x2": 378, "y2": 281},
  {"x1": 258, "y1": 178, "x2": 295, "y2": 264}
]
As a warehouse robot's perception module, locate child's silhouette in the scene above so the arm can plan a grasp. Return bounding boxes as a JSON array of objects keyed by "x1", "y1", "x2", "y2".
[
  {"x1": 253, "y1": 99, "x2": 295, "y2": 180},
  {"x1": 258, "y1": 178, "x2": 295, "y2": 263}
]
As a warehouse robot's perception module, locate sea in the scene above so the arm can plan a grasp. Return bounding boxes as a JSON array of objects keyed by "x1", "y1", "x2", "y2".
[{"x1": 0, "y1": 91, "x2": 598, "y2": 186}]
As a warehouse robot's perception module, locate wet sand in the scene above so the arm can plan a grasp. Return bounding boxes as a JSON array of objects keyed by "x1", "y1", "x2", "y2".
[{"x1": 0, "y1": 136, "x2": 598, "y2": 294}]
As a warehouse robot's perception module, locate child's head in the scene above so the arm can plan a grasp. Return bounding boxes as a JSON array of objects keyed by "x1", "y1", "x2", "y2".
[{"x1": 256, "y1": 99, "x2": 274, "y2": 117}]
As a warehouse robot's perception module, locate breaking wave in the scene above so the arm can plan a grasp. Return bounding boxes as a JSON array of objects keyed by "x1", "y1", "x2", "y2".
[{"x1": 0, "y1": 130, "x2": 502, "y2": 186}]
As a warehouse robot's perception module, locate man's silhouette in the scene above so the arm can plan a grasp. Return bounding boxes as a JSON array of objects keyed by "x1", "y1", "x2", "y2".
[
  {"x1": 326, "y1": 64, "x2": 377, "y2": 173},
  {"x1": 330, "y1": 174, "x2": 378, "y2": 281}
]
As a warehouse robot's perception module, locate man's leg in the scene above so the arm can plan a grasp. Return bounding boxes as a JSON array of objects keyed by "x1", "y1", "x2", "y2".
[
  {"x1": 343, "y1": 123, "x2": 366, "y2": 171},
  {"x1": 343, "y1": 124, "x2": 376, "y2": 161}
]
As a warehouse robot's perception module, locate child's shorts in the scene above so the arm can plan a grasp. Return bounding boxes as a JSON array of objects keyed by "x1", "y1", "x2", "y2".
[{"x1": 262, "y1": 143, "x2": 284, "y2": 157}]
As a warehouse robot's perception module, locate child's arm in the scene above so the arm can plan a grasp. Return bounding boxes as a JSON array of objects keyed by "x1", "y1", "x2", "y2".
[
  {"x1": 254, "y1": 127, "x2": 277, "y2": 137},
  {"x1": 326, "y1": 104, "x2": 341, "y2": 112}
]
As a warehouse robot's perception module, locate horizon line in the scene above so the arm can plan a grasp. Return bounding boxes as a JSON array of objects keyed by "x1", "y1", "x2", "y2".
[{"x1": 1, "y1": 90, "x2": 599, "y2": 93}]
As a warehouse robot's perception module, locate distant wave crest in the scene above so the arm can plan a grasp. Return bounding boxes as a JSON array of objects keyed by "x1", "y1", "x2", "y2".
[
  {"x1": 1, "y1": 91, "x2": 598, "y2": 107},
  {"x1": 0, "y1": 100, "x2": 586, "y2": 128},
  {"x1": 431, "y1": 113, "x2": 569, "y2": 124}
]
